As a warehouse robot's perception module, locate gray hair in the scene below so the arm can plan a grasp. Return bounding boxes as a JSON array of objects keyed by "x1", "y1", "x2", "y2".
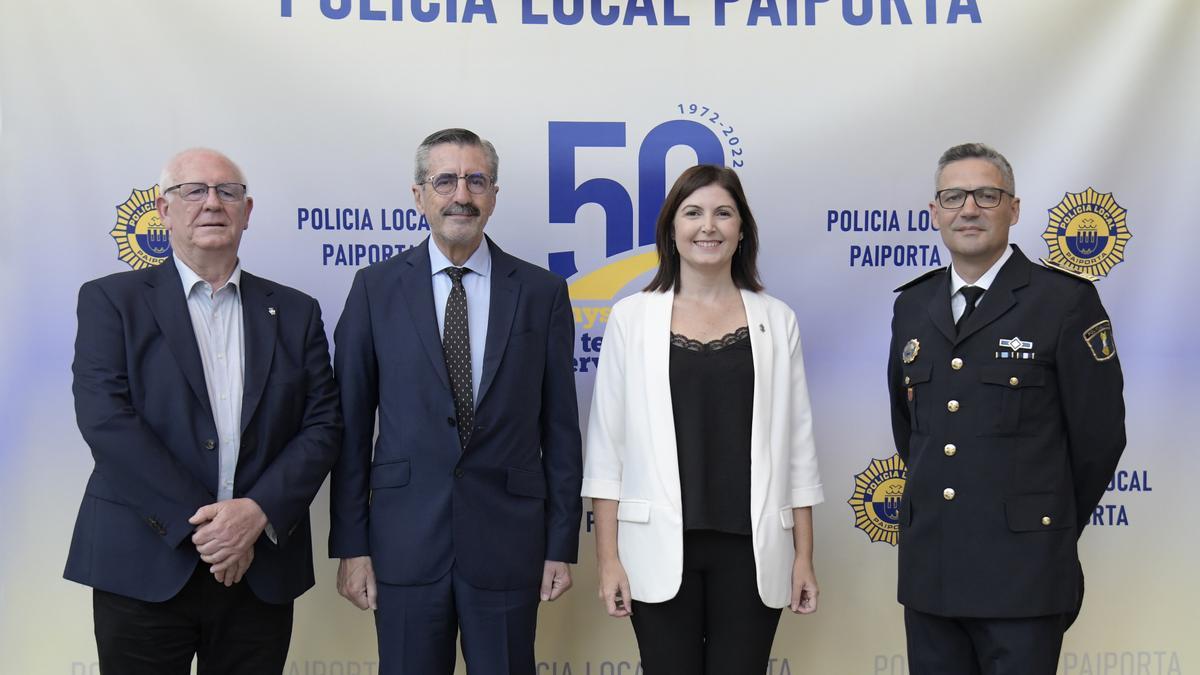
[
  {"x1": 158, "y1": 148, "x2": 247, "y2": 193},
  {"x1": 935, "y1": 142, "x2": 1015, "y2": 193},
  {"x1": 413, "y1": 128, "x2": 499, "y2": 185}
]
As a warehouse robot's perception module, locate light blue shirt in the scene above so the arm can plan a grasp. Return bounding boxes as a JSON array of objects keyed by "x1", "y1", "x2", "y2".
[
  {"x1": 949, "y1": 244, "x2": 1013, "y2": 322},
  {"x1": 174, "y1": 256, "x2": 244, "y2": 502},
  {"x1": 429, "y1": 237, "x2": 491, "y2": 406}
]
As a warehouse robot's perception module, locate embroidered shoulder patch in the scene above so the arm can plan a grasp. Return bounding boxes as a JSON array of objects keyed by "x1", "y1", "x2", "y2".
[{"x1": 1083, "y1": 320, "x2": 1117, "y2": 361}]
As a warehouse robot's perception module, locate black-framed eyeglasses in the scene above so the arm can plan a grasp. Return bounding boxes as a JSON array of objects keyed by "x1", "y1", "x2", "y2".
[
  {"x1": 421, "y1": 173, "x2": 495, "y2": 196},
  {"x1": 164, "y1": 182, "x2": 248, "y2": 203},
  {"x1": 935, "y1": 187, "x2": 1012, "y2": 209}
]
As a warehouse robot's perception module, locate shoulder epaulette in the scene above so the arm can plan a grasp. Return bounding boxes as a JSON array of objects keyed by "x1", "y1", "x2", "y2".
[
  {"x1": 893, "y1": 266, "x2": 947, "y2": 292},
  {"x1": 1039, "y1": 257, "x2": 1098, "y2": 283}
]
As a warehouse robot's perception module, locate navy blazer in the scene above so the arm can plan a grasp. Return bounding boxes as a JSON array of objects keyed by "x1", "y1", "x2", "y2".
[
  {"x1": 65, "y1": 259, "x2": 342, "y2": 604},
  {"x1": 329, "y1": 237, "x2": 582, "y2": 590}
]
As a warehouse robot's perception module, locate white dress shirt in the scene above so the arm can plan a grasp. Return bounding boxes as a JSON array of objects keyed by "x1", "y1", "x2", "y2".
[
  {"x1": 429, "y1": 238, "x2": 491, "y2": 405},
  {"x1": 949, "y1": 245, "x2": 1013, "y2": 322},
  {"x1": 174, "y1": 256, "x2": 244, "y2": 502}
]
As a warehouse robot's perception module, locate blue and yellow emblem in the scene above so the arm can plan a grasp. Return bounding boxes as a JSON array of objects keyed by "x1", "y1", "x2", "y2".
[
  {"x1": 848, "y1": 454, "x2": 907, "y2": 546},
  {"x1": 110, "y1": 185, "x2": 170, "y2": 269},
  {"x1": 1042, "y1": 188, "x2": 1131, "y2": 278},
  {"x1": 1083, "y1": 320, "x2": 1117, "y2": 362}
]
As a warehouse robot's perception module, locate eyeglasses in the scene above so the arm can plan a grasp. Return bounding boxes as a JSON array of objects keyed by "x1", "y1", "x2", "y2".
[
  {"x1": 164, "y1": 182, "x2": 248, "y2": 202},
  {"x1": 935, "y1": 187, "x2": 1012, "y2": 209},
  {"x1": 421, "y1": 173, "x2": 495, "y2": 196}
]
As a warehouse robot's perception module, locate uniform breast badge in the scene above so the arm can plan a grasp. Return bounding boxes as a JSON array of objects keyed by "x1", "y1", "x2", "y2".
[
  {"x1": 996, "y1": 336, "x2": 1036, "y2": 360},
  {"x1": 902, "y1": 339, "x2": 920, "y2": 364},
  {"x1": 1083, "y1": 320, "x2": 1118, "y2": 361}
]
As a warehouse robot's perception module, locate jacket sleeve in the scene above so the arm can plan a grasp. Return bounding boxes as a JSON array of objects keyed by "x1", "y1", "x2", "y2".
[
  {"x1": 581, "y1": 301, "x2": 627, "y2": 501},
  {"x1": 243, "y1": 297, "x2": 342, "y2": 548},
  {"x1": 785, "y1": 309, "x2": 824, "y2": 508},
  {"x1": 540, "y1": 279, "x2": 584, "y2": 563},
  {"x1": 887, "y1": 295, "x2": 912, "y2": 464},
  {"x1": 328, "y1": 269, "x2": 379, "y2": 558},
  {"x1": 1057, "y1": 282, "x2": 1126, "y2": 534},
  {"x1": 72, "y1": 280, "x2": 215, "y2": 549}
]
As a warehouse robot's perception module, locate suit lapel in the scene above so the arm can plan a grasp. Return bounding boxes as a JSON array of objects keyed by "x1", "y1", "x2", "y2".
[
  {"x1": 955, "y1": 246, "x2": 1030, "y2": 345},
  {"x1": 397, "y1": 239, "x2": 451, "y2": 391},
  {"x1": 239, "y1": 272, "x2": 277, "y2": 432},
  {"x1": 478, "y1": 240, "x2": 519, "y2": 406},
  {"x1": 742, "y1": 290, "x2": 774, "y2": 509},
  {"x1": 146, "y1": 259, "x2": 212, "y2": 419},
  {"x1": 643, "y1": 291, "x2": 682, "y2": 509},
  {"x1": 925, "y1": 270, "x2": 957, "y2": 344}
]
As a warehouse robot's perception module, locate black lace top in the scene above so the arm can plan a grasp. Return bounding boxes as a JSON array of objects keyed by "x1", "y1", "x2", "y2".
[{"x1": 669, "y1": 326, "x2": 754, "y2": 535}]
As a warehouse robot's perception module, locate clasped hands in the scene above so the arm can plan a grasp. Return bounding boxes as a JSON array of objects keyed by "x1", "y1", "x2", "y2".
[{"x1": 189, "y1": 498, "x2": 269, "y2": 587}]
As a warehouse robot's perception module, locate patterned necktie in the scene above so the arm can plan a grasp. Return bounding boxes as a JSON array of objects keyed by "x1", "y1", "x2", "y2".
[
  {"x1": 956, "y1": 285, "x2": 985, "y2": 335},
  {"x1": 442, "y1": 267, "x2": 474, "y2": 448}
]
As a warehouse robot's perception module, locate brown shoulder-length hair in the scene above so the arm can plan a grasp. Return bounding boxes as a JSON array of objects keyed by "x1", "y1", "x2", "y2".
[{"x1": 643, "y1": 164, "x2": 764, "y2": 293}]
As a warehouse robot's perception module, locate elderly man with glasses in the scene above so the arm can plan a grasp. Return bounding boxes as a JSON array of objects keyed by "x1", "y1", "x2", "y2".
[
  {"x1": 329, "y1": 128, "x2": 582, "y2": 675},
  {"x1": 66, "y1": 148, "x2": 342, "y2": 674},
  {"x1": 886, "y1": 143, "x2": 1126, "y2": 674}
]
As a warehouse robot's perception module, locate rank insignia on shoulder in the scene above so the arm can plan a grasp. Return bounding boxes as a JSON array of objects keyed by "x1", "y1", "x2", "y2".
[
  {"x1": 1084, "y1": 320, "x2": 1117, "y2": 361},
  {"x1": 995, "y1": 336, "x2": 1036, "y2": 360},
  {"x1": 902, "y1": 339, "x2": 920, "y2": 364},
  {"x1": 1040, "y1": 257, "x2": 1100, "y2": 282}
]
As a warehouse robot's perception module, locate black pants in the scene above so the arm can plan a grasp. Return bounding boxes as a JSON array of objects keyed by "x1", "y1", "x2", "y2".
[
  {"x1": 631, "y1": 530, "x2": 782, "y2": 675},
  {"x1": 93, "y1": 563, "x2": 293, "y2": 675},
  {"x1": 904, "y1": 607, "x2": 1067, "y2": 675}
]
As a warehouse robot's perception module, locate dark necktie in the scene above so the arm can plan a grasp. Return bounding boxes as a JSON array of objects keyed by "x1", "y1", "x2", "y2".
[
  {"x1": 956, "y1": 285, "x2": 985, "y2": 335},
  {"x1": 442, "y1": 267, "x2": 474, "y2": 448}
]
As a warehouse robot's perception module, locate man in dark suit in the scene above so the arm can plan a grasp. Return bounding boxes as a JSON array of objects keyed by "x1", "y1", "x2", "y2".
[
  {"x1": 329, "y1": 128, "x2": 582, "y2": 675},
  {"x1": 66, "y1": 148, "x2": 342, "y2": 674},
  {"x1": 888, "y1": 143, "x2": 1125, "y2": 674}
]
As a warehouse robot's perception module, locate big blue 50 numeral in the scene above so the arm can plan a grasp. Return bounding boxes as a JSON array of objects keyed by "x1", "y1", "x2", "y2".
[{"x1": 547, "y1": 120, "x2": 725, "y2": 277}]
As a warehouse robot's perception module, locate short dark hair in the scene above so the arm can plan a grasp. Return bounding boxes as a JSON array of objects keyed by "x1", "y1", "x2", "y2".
[
  {"x1": 413, "y1": 128, "x2": 500, "y2": 184},
  {"x1": 644, "y1": 164, "x2": 764, "y2": 294},
  {"x1": 935, "y1": 142, "x2": 1015, "y2": 193}
]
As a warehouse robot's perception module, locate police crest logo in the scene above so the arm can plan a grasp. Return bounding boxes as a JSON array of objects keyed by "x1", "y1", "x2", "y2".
[
  {"x1": 1042, "y1": 188, "x2": 1132, "y2": 278},
  {"x1": 848, "y1": 454, "x2": 907, "y2": 546},
  {"x1": 110, "y1": 185, "x2": 170, "y2": 269},
  {"x1": 1083, "y1": 320, "x2": 1118, "y2": 362}
]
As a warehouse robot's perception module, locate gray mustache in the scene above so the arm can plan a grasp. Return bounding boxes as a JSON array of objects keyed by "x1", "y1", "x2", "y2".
[{"x1": 443, "y1": 204, "x2": 480, "y2": 216}]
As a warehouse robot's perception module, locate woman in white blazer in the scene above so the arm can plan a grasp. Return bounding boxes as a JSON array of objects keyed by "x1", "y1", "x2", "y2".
[{"x1": 582, "y1": 165, "x2": 824, "y2": 674}]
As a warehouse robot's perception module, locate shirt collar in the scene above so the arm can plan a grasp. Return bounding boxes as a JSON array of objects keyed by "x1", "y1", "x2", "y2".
[
  {"x1": 428, "y1": 236, "x2": 491, "y2": 278},
  {"x1": 174, "y1": 255, "x2": 242, "y2": 298},
  {"x1": 949, "y1": 244, "x2": 1013, "y2": 297}
]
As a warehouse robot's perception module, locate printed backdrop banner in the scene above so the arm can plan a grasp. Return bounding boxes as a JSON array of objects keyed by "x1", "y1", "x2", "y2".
[{"x1": 2, "y1": 1, "x2": 1198, "y2": 673}]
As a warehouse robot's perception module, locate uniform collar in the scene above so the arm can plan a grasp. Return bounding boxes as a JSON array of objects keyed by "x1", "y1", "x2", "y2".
[{"x1": 949, "y1": 244, "x2": 1013, "y2": 297}]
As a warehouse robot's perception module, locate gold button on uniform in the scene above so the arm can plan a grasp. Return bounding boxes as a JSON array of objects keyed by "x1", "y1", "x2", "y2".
[
  {"x1": 944, "y1": 443, "x2": 957, "y2": 456},
  {"x1": 943, "y1": 488, "x2": 956, "y2": 501},
  {"x1": 947, "y1": 400, "x2": 960, "y2": 412},
  {"x1": 1041, "y1": 516, "x2": 1052, "y2": 526},
  {"x1": 1009, "y1": 376, "x2": 1020, "y2": 386},
  {"x1": 951, "y1": 358, "x2": 963, "y2": 370}
]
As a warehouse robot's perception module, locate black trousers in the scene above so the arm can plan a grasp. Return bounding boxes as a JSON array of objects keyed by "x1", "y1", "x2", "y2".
[
  {"x1": 93, "y1": 563, "x2": 293, "y2": 675},
  {"x1": 904, "y1": 607, "x2": 1067, "y2": 675},
  {"x1": 630, "y1": 530, "x2": 782, "y2": 675}
]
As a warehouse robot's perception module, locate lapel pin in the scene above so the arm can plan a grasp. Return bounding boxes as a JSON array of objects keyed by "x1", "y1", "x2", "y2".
[{"x1": 268, "y1": 307, "x2": 277, "y2": 316}]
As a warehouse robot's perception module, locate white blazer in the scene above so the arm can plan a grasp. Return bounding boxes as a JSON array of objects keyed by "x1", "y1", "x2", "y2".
[{"x1": 582, "y1": 290, "x2": 824, "y2": 608}]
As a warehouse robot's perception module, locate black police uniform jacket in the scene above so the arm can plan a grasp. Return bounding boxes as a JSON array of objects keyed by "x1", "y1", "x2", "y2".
[{"x1": 888, "y1": 245, "x2": 1125, "y2": 618}]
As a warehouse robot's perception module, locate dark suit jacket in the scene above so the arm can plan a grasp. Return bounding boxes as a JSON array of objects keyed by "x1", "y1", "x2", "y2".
[
  {"x1": 329, "y1": 237, "x2": 582, "y2": 590},
  {"x1": 65, "y1": 259, "x2": 342, "y2": 604},
  {"x1": 888, "y1": 246, "x2": 1125, "y2": 618}
]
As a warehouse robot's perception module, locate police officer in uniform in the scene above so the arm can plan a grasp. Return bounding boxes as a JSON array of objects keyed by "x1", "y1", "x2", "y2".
[{"x1": 888, "y1": 143, "x2": 1126, "y2": 674}]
